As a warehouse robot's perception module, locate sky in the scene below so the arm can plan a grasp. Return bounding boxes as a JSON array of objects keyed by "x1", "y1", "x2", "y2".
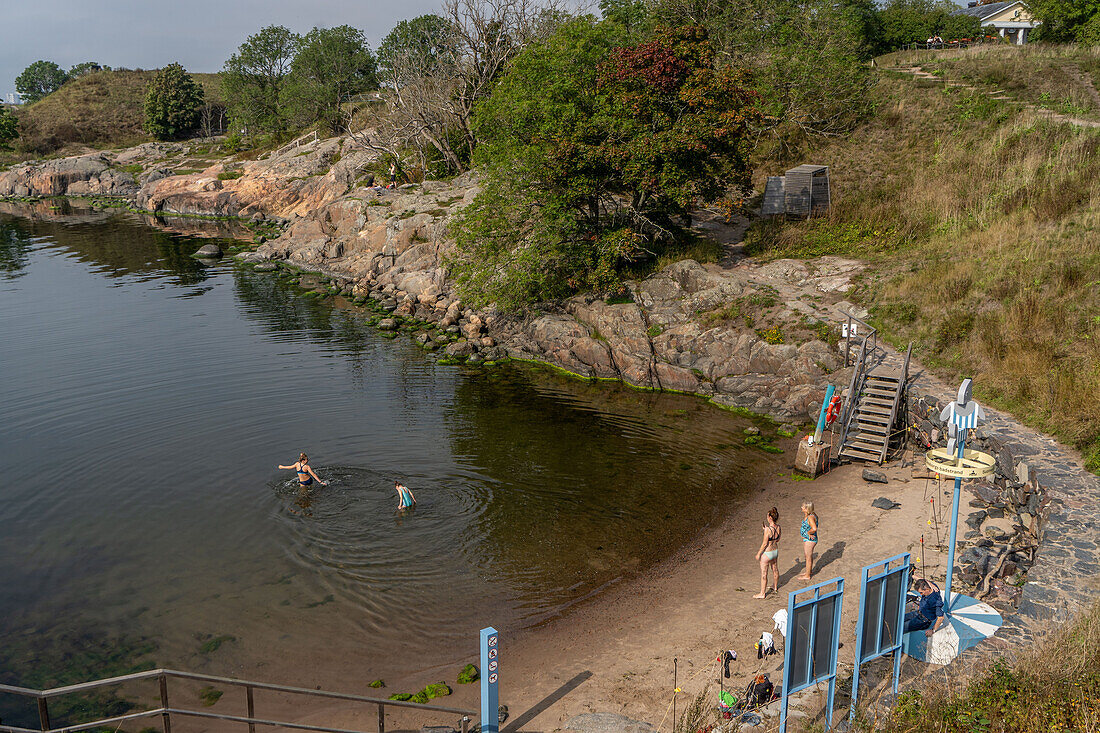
[{"x1": 0, "y1": 0, "x2": 442, "y2": 100}]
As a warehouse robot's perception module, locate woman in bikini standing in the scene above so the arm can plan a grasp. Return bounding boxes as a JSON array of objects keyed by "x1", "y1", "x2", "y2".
[
  {"x1": 754, "y1": 507, "x2": 781, "y2": 599},
  {"x1": 279, "y1": 453, "x2": 327, "y2": 488}
]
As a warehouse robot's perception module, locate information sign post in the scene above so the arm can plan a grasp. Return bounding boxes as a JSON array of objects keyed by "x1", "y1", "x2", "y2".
[
  {"x1": 779, "y1": 578, "x2": 845, "y2": 733},
  {"x1": 850, "y1": 553, "x2": 911, "y2": 721},
  {"x1": 480, "y1": 627, "x2": 499, "y2": 733}
]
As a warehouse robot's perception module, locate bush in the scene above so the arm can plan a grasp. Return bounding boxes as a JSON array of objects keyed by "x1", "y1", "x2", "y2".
[{"x1": 143, "y1": 63, "x2": 204, "y2": 140}]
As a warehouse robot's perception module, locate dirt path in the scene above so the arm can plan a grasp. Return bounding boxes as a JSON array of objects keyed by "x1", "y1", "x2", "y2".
[
  {"x1": 1059, "y1": 64, "x2": 1100, "y2": 112},
  {"x1": 891, "y1": 65, "x2": 1100, "y2": 129}
]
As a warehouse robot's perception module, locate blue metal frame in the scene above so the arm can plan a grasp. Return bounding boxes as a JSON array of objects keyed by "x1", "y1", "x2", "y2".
[
  {"x1": 480, "y1": 627, "x2": 499, "y2": 733},
  {"x1": 849, "y1": 552, "x2": 911, "y2": 722},
  {"x1": 779, "y1": 577, "x2": 845, "y2": 733}
]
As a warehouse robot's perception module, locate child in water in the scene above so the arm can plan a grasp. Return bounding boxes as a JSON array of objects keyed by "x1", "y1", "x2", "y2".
[
  {"x1": 395, "y1": 481, "x2": 416, "y2": 511},
  {"x1": 279, "y1": 453, "x2": 326, "y2": 487}
]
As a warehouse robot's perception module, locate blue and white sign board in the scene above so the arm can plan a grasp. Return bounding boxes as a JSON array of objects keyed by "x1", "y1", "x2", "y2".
[
  {"x1": 902, "y1": 592, "x2": 1002, "y2": 665},
  {"x1": 850, "y1": 553, "x2": 911, "y2": 721},
  {"x1": 481, "y1": 627, "x2": 499, "y2": 733},
  {"x1": 780, "y1": 578, "x2": 845, "y2": 733}
]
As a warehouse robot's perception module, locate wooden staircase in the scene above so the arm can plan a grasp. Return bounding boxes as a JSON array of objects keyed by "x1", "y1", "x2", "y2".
[{"x1": 837, "y1": 342, "x2": 911, "y2": 466}]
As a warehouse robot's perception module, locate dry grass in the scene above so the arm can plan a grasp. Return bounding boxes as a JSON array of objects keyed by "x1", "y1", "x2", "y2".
[
  {"x1": 9, "y1": 69, "x2": 223, "y2": 157},
  {"x1": 881, "y1": 44, "x2": 1100, "y2": 119},
  {"x1": 867, "y1": 602, "x2": 1100, "y2": 733},
  {"x1": 747, "y1": 62, "x2": 1100, "y2": 473}
]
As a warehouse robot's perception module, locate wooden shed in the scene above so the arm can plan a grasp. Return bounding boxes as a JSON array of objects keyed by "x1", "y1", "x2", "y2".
[{"x1": 761, "y1": 165, "x2": 831, "y2": 217}]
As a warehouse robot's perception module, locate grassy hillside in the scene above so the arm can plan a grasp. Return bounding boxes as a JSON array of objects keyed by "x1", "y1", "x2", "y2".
[
  {"x1": 881, "y1": 44, "x2": 1100, "y2": 120},
  {"x1": 747, "y1": 44, "x2": 1100, "y2": 473},
  {"x1": 13, "y1": 69, "x2": 223, "y2": 156}
]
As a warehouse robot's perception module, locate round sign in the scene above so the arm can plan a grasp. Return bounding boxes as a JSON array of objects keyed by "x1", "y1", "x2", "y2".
[
  {"x1": 488, "y1": 648, "x2": 497, "y2": 659},
  {"x1": 488, "y1": 636, "x2": 497, "y2": 647},
  {"x1": 489, "y1": 661, "x2": 497, "y2": 672},
  {"x1": 924, "y1": 447, "x2": 995, "y2": 479},
  {"x1": 488, "y1": 673, "x2": 498, "y2": 684}
]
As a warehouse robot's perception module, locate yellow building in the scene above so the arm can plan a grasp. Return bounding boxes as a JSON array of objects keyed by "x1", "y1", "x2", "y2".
[{"x1": 957, "y1": 1, "x2": 1040, "y2": 45}]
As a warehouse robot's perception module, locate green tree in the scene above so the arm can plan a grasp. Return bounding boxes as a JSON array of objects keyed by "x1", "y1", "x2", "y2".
[
  {"x1": 289, "y1": 25, "x2": 377, "y2": 132},
  {"x1": 1027, "y1": 0, "x2": 1100, "y2": 43},
  {"x1": 878, "y1": 0, "x2": 983, "y2": 49},
  {"x1": 143, "y1": 63, "x2": 204, "y2": 140},
  {"x1": 377, "y1": 14, "x2": 459, "y2": 88},
  {"x1": 653, "y1": 0, "x2": 875, "y2": 157},
  {"x1": 222, "y1": 25, "x2": 300, "y2": 136},
  {"x1": 599, "y1": 0, "x2": 653, "y2": 40},
  {"x1": 15, "y1": 60, "x2": 68, "y2": 104},
  {"x1": 69, "y1": 62, "x2": 104, "y2": 79},
  {"x1": 0, "y1": 106, "x2": 18, "y2": 149},
  {"x1": 452, "y1": 20, "x2": 759, "y2": 310}
]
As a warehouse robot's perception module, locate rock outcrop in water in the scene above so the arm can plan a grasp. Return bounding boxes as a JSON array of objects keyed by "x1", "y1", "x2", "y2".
[{"x1": 0, "y1": 153, "x2": 139, "y2": 198}]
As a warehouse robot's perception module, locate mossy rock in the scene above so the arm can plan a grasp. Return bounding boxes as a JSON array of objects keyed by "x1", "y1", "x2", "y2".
[
  {"x1": 744, "y1": 435, "x2": 763, "y2": 445},
  {"x1": 388, "y1": 693, "x2": 413, "y2": 702},
  {"x1": 381, "y1": 331, "x2": 398, "y2": 339},
  {"x1": 198, "y1": 635, "x2": 235, "y2": 654},
  {"x1": 777, "y1": 428, "x2": 796, "y2": 438},
  {"x1": 198, "y1": 686, "x2": 223, "y2": 706},
  {"x1": 410, "y1": 691, "x2": 429, "y2": 704},
  {"x1": 437, "y1": 356, "x2": 461, "y2": 365},
  {"x1": 422, "y1": 682, "x2": 452, "y2": 699},
  {"x1": 457, "y1": 664, "x2": 479, "y2": 684},
  {"x1": 369, "y1": 679, "x2": 385, "y2": 689},
  {"x1": 759, "y1": 444, "x2": 784, "y2": 454}
]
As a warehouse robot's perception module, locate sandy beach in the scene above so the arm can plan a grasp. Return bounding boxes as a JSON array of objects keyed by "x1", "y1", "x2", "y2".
[{"x1": 302, "y1": 447, "x2": 956, "y2": 733}]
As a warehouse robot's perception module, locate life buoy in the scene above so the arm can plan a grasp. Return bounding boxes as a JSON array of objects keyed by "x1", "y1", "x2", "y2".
[{"x1": 824, "y1": 395, "x2": 842, "y2": 425}]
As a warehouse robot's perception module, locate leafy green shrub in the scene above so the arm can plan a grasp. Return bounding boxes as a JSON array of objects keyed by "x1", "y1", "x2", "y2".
[
  {"x1": 387, "y1": 693, "x2": 412, "y2": 702},
  {"x1": 369, "y1": 679, "x2": 384, "y2": 689}
]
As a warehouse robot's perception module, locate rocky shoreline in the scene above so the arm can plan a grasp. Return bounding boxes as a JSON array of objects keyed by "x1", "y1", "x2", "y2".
[{"x1": 2, "y1": 138, "x2": 858, "y2": 423}]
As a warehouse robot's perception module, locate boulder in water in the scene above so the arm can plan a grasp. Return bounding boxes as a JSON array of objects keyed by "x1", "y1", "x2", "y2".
[{"x1": 192, "y1": 243, "x2": 222, "y2": 258}]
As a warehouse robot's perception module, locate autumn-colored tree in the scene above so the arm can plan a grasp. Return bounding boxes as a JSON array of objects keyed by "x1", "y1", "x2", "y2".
[{"x1": 451, "y1": 19, "x2": 759, "y2": 310}]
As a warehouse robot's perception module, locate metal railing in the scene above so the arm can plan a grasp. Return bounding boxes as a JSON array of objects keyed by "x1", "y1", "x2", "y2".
[
  {"x1": 0, "y1": 669, "x2": 475, "y2": 733},
  {"x1": 837, "y1": 311, "x2": 879, "y2": 450},
  {"x1": 842, "y1": 312, "x2": 877, "y2": 369}
]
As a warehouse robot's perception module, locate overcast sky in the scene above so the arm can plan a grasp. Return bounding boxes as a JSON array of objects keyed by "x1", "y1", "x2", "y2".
[
  {"x1": 2, "y1": 0, "x2": 972, "y2": 101},
  {"x1": 0, "y1": 0, "x2": 443, "y2": 99}
]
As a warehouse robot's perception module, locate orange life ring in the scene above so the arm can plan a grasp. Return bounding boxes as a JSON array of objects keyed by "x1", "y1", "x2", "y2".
[{"x1": 825, "y1": 395, "x2": 842, "y2": 425}]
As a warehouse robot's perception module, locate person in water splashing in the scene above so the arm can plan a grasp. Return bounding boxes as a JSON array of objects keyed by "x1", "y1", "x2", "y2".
[
  {"x1": 279, "y1": 453, "x2": 327, "y2": 487},
  {"x1": 395, "y1": 481, "x2": 416, "y2": 511}
]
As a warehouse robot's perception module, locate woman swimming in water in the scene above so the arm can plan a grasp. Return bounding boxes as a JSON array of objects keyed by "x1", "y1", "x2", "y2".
[
  {"x1": 754, "y1": 507, "x2": 781, "y2": 599},
  {"x1": 395, "y1": 481, "x2": 416, "y2": 511},
  {"x1": 279, "y1": 453, "x2": 326, "y2": 487}
]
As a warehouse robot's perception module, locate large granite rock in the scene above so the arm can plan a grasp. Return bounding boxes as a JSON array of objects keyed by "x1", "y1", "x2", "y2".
[{"x1": 0, "y1": 153, "x2": 139, "y2": 197}]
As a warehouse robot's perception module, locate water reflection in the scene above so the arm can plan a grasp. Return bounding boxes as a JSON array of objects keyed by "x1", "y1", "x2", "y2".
[
  {"x1": 0, "y1": 201, "x2": 244, "y2": 285},
  {"x1": 0, "y1": 215, "x2": 32, "y2": 277}
]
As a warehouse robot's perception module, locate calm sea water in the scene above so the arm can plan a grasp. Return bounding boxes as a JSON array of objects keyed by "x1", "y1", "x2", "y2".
[{"x1": 0, "y1": 202, "x2": 788, "y2": 717}]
